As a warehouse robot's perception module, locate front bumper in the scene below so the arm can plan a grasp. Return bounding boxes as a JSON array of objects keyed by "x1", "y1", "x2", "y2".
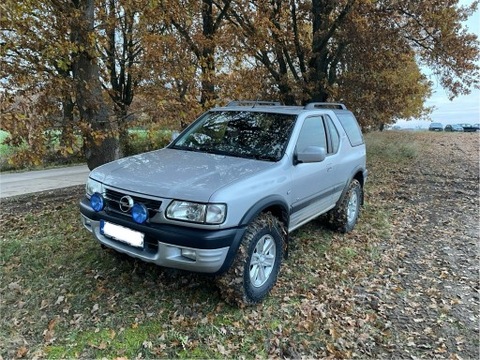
[{"x1": 79, "y1": 198, "x2": 246, "y2": 274}]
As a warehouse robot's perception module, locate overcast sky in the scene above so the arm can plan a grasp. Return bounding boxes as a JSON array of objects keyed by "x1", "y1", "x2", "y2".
[{"x1": 395, "y1": 0, "x2": 480, "y2": 129}]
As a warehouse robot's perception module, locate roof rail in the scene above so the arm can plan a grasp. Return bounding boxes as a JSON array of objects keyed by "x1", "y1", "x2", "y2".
[
  {"x1": 304, "y1": 102, "x2": 347, "y2": 110},
  {"x1": 226, "y1": 100, "x2": 283, "y2": 107}
]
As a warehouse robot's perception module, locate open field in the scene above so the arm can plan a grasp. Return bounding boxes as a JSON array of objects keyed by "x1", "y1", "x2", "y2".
[{"x1": 1, "y1": 131, "x2": 479, "y2": 359}]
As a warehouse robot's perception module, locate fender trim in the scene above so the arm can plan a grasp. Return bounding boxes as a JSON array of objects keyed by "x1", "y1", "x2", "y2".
[{"x1": 239, "y1": 195, "x2": 290, "y2": 227}]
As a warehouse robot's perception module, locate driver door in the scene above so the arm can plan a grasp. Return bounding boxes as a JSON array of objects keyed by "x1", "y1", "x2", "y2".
[{"x1": 289, "y1": 116, "x2": 337, "y2": 230}]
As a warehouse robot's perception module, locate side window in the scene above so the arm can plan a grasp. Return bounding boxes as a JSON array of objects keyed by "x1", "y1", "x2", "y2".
[
  {"x1": 324, "y1": 116, "x2": 340, "y2": 154},
  {"x1": 296, "y1": 116, "x2": 327, "y2": 152},
  {"x1": 336, "y1": 112, "x2": 364, "y2": 147}
]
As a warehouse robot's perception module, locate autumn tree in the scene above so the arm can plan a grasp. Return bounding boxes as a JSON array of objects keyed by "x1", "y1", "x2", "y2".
[
  {"x1": 1, "y1": 0, "x2": 78, "y2": 165},
  {"x1": 136, "y1": 6, "x2": 205, "y2": 127},
  {"x1": 1, "y1": 0, "x2": 146, "y2": 168},
  {"x1": 66, "y1": 0, "x2": 120, "y2": 169},
  {"x1": 96, "y1": 0, "x2": 149, "y2": 155},
  {"x1": 1, "y1": 0, "x2": 478, "y2": 169},
  {"x1": 158, "y1": 0, "x2": 232, "y2": 108},
  {"x1": 226, "y1": 0, "x2": 478, "y2": 127},
  {"x1": 334, "y1": 2, "x2": 433, "y2": 127},
  {"x1": 136, "y1": 0, "x2": 242, "y2": 127},
  {"x1": 1, "y1": 0, "x2": 120, "y2": 169}
]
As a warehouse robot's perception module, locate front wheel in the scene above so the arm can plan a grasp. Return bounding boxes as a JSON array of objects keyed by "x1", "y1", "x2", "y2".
[
  {"x1": 327, "y1": 179, "x2": 362, "y2": 233},
  {"x1": 216, "y1": 212, "x2": 285, "y2": 307}
]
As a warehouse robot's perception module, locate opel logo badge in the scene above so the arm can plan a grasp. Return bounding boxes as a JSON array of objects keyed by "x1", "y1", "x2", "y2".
[{"x1": 119, "y1": 195, "x2": 134, "y2": 212}]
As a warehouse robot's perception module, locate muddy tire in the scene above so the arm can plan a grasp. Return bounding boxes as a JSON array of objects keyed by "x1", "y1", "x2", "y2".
[
  {"x1": 327, "y1": 179, "x2": 362, "y2": 233},
  {"x1": 216, "y1": 212, "x2": 285, "y2": 307}
]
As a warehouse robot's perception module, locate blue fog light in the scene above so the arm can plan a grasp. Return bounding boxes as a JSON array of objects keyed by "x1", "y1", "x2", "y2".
[
  {"x1": 132, "y1": 204, "x2": 148, "y2": 224},
  {"x1": 90, "y1": 193, "x2": 105, "y2": 212}
]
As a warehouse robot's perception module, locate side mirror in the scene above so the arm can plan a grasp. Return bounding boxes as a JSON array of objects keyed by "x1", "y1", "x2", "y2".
[{"x1": 295, "y1": 146, "x2": 327, "y2": 164}]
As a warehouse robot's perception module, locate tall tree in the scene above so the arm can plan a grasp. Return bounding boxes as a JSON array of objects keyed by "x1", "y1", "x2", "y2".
[
  {"x1": 308, "y1": 0, "x2": 356, "y2": 102},
  {"x1": 94, "y1": 0, "x2": 145, "y2": 156},
  {"x1": 136, "y1": 7, "x2": 204, "y2": 127},
  {"x1": 380, "y1": 0, "x2": 479, "y2": 98},
  {"x1": 70, "y1": 0, "x2": 119, "y2": 169},
  {"x1": 166, "y1": 0, "x2": 232, "y2": 107},
  {"x1": 1, "y1": 0, "x2": 78, "y2": 164},
  {"x1": 1, "y1": 0, "x2": 122, "y2": 168},
  {"x1": 226, "y1": 0, "x2": 478, "y2": 126},
  {"x1": 227, "y1": 0, "x2": 302, "y2": 104}
]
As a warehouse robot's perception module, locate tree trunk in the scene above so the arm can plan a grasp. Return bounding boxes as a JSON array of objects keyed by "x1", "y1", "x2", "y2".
[
  {"x1": 308, "y1": 0, "x2": 354, "y2": 102},
  {"x1": 116, "y1": 106, "x2": 130, "y2": 157},
  {"x1": 308, "y1": 0, "x2": 332, "y2": 102},
  {"x1": 105, "y1": 0, "x2": 136, "y2": 157},
  {"x1": 59, "y1": 96, "x2": 76, "y2": 160},
  {"x1": 200, "y1": 0, "x2": 216, "y2": 107},
  {"x1": 71, "y1": 0, "x2": 119, "y2": 170}
]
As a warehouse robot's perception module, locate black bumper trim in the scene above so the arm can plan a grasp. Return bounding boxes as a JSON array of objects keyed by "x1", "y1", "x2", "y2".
[{"x1": 79, "y1": 197, "x2": 245, "y2": 250}]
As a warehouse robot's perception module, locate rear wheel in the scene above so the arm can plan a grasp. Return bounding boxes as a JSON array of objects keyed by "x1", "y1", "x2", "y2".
[
  {"x1": 327, "y1": 179, "x2": 362, "y2": 233},
  {"x1": 216, "y1": 212, "x2": 285, "y2": 307}
]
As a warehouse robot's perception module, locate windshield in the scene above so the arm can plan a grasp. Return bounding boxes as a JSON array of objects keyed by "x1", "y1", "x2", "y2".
[{"x1": 171, "y1": 111, "x2": 296, "y2": 161}]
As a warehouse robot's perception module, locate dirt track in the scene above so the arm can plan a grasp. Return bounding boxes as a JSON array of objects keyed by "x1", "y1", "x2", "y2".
[{"x1": 367, "y1": 132, "x2": 479, "y2": 358}]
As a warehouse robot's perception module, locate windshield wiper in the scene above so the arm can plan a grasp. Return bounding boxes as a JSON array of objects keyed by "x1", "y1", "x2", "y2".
[
  {"x1": 172, "y1": 145, "x2": 199, "y2": 152},
  {"x1": 232, "y1": 152, "x2": 277, "y2": 161},
  {"x1": 253, "y1": 154, "x2": 277, "y2": 161},
  {"x1": 173, "y1": 144, "x2": 222, "y2": 154},
  {"x1": 198, "y1": 145, "x2": 225, "y2": 155}
]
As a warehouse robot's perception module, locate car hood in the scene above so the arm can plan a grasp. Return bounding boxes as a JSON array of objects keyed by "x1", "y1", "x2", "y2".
[{"x1": 90, "y1": 148, "x2": 275, "y2": 202}]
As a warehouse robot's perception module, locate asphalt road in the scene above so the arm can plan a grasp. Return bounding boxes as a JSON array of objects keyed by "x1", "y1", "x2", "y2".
[{"x1": 0, "y1": 165, "x2": 90, "y2": 199}]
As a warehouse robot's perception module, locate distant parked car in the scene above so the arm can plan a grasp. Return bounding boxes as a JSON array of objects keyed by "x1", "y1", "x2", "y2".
[
  {"x1": 444, "y1": 124, "x2": 464, "y2": 132},
  {"x1": 472, "y1": 123, "x2": 480, "y2": 131},
  {"x1": 458, "y1": 123, "x2": 477, "y2": 132},
  {"x1": 429, "y1": 122, "x2": 443, "y2": 131}
]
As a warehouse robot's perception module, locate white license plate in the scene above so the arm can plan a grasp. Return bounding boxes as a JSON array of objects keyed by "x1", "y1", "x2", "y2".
[{"x1": 101, "y1": 221, "x2": 144, "y2": 248}]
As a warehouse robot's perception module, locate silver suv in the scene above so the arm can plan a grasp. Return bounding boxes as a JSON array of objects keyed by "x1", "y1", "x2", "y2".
[{"x1": 80, "y1": 101, "x2": 367, "y2": 306}]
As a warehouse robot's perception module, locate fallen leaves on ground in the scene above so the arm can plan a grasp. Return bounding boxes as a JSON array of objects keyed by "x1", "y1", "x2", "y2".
[{"x1": 0, "y1": 132, "x2": 478, "y2": 359}]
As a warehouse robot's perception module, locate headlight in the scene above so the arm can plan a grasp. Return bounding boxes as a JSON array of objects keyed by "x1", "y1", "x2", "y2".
[
  {"x1": 206, "y1": 204, "x2": 227, "y2": 224},
  {"x1": 86, "y1": 178, "x2": 103, "y2": 197},
  {"x1": 166, "y1": 201, "x2": 226, "y2": 224}
]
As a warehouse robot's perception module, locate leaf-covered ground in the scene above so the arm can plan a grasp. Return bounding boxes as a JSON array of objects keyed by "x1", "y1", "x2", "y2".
[{"x1": 1, "y1": 131, "x2": 478, "y2": 359}]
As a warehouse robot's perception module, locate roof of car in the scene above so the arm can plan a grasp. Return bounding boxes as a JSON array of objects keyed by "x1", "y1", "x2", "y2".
[{"x1": 213, "y1": 101, "x2": 352, "y2": 116}]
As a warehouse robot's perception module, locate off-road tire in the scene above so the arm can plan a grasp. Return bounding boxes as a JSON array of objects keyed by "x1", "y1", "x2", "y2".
[
  {"x1": 327, "y1": 179, "x2": 362, "y2": 233},
  {"x1": 215, "y1": 212, "x2": 285, "y2": 307}
]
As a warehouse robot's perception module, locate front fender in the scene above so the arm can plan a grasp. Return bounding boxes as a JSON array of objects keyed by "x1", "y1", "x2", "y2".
[
  {"x1": 237, "y1": 195, "x2": 290, "y2": 259},
  {"x1": 239, "y1": 195, "x2": 290, "y2": 228}
]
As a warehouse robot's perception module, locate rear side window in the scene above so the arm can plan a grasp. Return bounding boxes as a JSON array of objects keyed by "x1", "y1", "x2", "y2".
[
  {"x1": 336, "y1": 113, "x2": 364, "y2": 147},
  {"x1": 324, "y1": 116, "x2": 340, "y2": 154}
]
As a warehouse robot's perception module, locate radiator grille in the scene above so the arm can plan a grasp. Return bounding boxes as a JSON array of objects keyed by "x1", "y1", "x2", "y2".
[{"x1": 105, "y1": 189, "x2": 162, "y2": 218}]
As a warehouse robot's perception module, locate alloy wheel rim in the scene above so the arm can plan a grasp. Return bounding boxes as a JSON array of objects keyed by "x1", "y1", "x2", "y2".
[
  {"x1": 347, "y1": 191, "x2": 358, "y2": 225},
  {"x1": 249, "y1": 234, "x2": 276, "y2": 288}
]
